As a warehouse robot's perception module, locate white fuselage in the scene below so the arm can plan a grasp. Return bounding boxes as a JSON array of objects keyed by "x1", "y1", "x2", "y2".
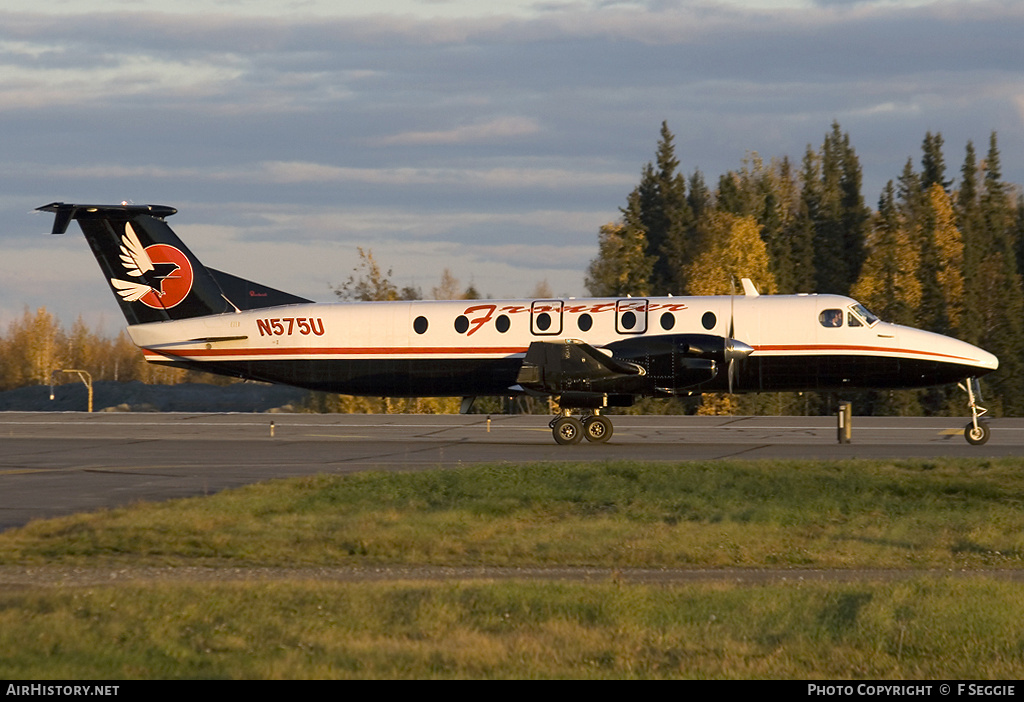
[{"x1": 125, "y1": 292, "x2": 997, "y2": 397}]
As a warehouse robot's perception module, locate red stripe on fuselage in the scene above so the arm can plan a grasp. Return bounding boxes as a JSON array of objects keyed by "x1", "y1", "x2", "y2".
[
  {"x1": 753, "y1": 344, "x2": 977, "y2": 363},
  {"x1": 143, "y1": 346, "x2": 530, "y2": 359}
]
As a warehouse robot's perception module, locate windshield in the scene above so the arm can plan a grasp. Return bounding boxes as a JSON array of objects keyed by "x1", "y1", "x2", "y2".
[{"x1": 850, "y1": 303, "x2": 879, "y2": 327}]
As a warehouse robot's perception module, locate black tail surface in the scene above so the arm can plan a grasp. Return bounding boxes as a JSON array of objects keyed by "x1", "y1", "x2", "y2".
[{"x1": 39, "y1": 203, "x2": 311, "y2": 326}]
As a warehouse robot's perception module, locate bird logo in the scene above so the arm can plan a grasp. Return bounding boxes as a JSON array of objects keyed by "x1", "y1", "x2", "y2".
[{"x1": 109, "y1": 222, "x2": 194, "y2": 309}]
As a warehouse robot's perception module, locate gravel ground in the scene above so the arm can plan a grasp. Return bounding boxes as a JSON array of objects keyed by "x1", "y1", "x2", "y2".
[{"x1": 2, "y1": 565, "x2": 1022, "y2": 588}]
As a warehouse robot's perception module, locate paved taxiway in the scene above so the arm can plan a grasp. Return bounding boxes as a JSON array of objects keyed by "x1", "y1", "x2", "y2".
[{"x1": 2, "y1": 412, "x2": 1023, "y2": 531}]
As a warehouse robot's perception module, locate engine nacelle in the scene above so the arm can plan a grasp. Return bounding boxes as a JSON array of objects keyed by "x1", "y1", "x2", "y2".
[
  {"x1": 603, "y1": 334, "x2": 729, "y2": 391},
  {"x1": 516, "y1": 335, "x2": 727, "y2": 399}
]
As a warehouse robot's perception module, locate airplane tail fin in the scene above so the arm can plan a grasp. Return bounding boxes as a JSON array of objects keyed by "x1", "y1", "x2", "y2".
[{"x1": 38, "y1": 202, "x2": 311, "y2": 326}]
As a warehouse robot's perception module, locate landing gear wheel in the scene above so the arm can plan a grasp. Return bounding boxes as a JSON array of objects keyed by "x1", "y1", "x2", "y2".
[
  {"x1": 552, "y1": 416, "x2": 584, "y2": 445},
  {"x1": 965, "y1": 421, "x2": 991, "y2": 446},
  {"x1": 583, "y1": 415, "x2": 613, "y2": 443},
  {"x1": 959, "y1": 378, "x2": 990, "y2": 447}
]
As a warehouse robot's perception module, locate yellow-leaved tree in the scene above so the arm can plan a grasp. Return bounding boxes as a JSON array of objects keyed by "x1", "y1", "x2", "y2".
[
  {"x1": 926, "y1": 183, "x2": 964, "y2": 334},
  {"x1": 684, "y1": 212, "x2": 777, "y2": 296},
  {"x1": 683, "y1": 211, "x2": 777, "y2": 415}
]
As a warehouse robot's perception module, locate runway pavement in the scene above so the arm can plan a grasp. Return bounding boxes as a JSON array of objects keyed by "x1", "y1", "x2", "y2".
[{"x1": 2, "y1": 412, "x2": 1022, "y2": 531}]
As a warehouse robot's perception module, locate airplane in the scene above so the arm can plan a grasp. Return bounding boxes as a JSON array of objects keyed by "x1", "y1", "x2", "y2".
[{"x1": 38, "y1": 202, "x2": 999, "y2": 446}]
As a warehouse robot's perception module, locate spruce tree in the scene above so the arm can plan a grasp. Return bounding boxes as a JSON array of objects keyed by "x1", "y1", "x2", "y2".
[
  {"x1": 687, "y1": 170, "x2": 711, "y2": 222},
  {"x1": 758, "y1": 161, "x2": 793, "y2": 294},
  {"x1": 814, "y1": 129, "x2": 845, "y2": 294},
  {"x1": 787, "y1": 149, "x2": 819, "y2": 294},
  {"x1": 1016, "y1": 193, "x2": 1024, "y2": 282},
  {"x1": 838, "y1": 127, "x2": 870, "y2": 291},
  {"x1": 975, "y1": 133, "x2": 1024, "y2": 414},
  {"x1": 956, "y1": 141, "x2": 983, "y2": 346},
  {"x1": 810, "y1": 123, "x2": 867, "y2": 295},
  {"x1": 897, "y1": 158, "x2": 923, "y2": 220},
  {"x1": 635, "y1": 122, "x2": 694, "y2": 295},
  {"x1": 921, "y1": 131, "x2": 952, "y2": 192},
  {"x1": 715, "y1": 172, "x2": 744, "y2": 215}
]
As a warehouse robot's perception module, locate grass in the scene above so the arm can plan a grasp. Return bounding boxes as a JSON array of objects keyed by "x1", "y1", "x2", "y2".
[
  {"x1": 3, "y1": 578, "x2": 1024, "y2": 678},
  {"x1": 3, "y1": 457, "x2": 1024, "y2": 678},
  {"x1": 3, "y1": 458, "x2": 1024, "y2": 569}
]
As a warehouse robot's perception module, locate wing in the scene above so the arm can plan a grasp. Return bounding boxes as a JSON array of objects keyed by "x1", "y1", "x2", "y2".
[
  {"x1": 118, "y1": 222, "x2": 154, "y2": 278},
  {"x1": 111, "y1": 277, "x2": 156, "y2": 302}
]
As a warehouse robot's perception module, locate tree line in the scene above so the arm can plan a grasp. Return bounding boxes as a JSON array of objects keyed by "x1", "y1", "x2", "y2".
[
  {"x1": 0, "y1": 307, "x2": 221, "y2": 392},
  {"x1": 586, "y1": 122, "x2": 1023, "y2": 416}
]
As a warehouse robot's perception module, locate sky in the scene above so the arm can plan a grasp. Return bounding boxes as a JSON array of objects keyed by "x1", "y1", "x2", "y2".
[{"x1": 2, "y1": 0, "x2": 1022, "y2": 333}]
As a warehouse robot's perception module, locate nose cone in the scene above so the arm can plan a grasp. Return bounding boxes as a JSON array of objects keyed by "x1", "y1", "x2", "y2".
[
  {"x1": 886, "y1": 324, "x2": 998, "y2": 387},
  {"x1": 906, "y1": 326, "x2": 999, "y2": 377},
  {"x1": 973, "y1": 345, "x2": 999, "y2": 374},
  {"x1": 939, "y1": 331, "x2": 999, "y2": 375}
]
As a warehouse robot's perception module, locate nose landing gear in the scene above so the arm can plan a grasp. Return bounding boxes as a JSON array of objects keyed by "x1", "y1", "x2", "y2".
[{"x1": 959, "y1": 377, "x2": 991, "y2": 446}]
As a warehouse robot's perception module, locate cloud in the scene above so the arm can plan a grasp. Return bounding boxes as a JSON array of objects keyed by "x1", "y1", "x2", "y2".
[
  {"x1": 370, "y1": 116, "x2": 543, "y2": 145},
  {"x1": 3, "y1": 0, "x2": 1024, "y2": 326},
  {"x1": 5, "y1": 4, "x2": 1024, "y2": 112},
  {"x1": 29, "y1": 159, "x2": 633, "y2": 190}
]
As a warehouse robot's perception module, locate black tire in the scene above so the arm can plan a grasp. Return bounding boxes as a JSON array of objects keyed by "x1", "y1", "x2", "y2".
[
  {"x1": 552, "y1": 417, "x2": 583, "y2": 445},
  {"x1": 965, "y1": 421, "x2": 991, "y2": 446},
  {"x1": 583, "y1": 415, "x2": 613, "y2": 443}
]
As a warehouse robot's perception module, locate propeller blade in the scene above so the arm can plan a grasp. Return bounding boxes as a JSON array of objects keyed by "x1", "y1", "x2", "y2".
[
  {"x1": 729, "y1": 277, "x2": 735, "y2": 339},
  {"x1": 724, "y1": 337, "x2": 753, "y2": 394},
  {"x1": 726, "y1": 277, "x2": 744, "y2": 393}
]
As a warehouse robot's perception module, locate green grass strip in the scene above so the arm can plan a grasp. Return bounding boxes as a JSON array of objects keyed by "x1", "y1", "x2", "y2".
[
  {"x1": 3, "y1": 458, "x2": 1024, "y2": 569},
  {"x1": 2, "y1": 578, "x2": 1023, "y2": 679}
]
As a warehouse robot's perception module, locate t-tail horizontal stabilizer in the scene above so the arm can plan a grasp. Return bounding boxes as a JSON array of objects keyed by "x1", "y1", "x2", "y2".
[{"x1": 37, "y1": 202, "x2": 311, "y2": 326}]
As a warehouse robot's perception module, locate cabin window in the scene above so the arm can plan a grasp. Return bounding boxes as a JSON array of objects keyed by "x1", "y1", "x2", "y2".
[
  {"x1": 702, "y1": 311, "x2": 716, "y2": 330},
  {"x1": 535, "y1": 312, "x2": 552, "y2": 331},
  {"x1": 660, "y1": 312, "x2": 675, "y2": 330},
  {"x1": 454, "y1": 315, "x2": 470, "y2": 333},
  {"x1": 577, "y1": 313, "x2": 593, "y2": 332},
  {"x1": 413, "y1": 316, "x2": 428, "y2": 334},
  {"x1": 496, "y1": 315, "x2": 510, "y2": 333},
  {"x1": 620, "y1": 311, "x2": 637, "y2": 330},
  {"x1": 819, "y1": 309, "x2": 843, "y2": 328}
]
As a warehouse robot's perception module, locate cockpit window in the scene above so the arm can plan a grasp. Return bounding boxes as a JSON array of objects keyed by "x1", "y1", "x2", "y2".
[
  {"x1": 849, "y1": 303, "x2": 879, "y2": 327},
  {"x1": 819, "y1": 309, "x2": 843, "y2": 328}
]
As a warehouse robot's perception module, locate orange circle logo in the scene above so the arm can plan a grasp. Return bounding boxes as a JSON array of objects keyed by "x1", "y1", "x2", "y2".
[{"x1": 137, "y1": 244, "x2": 194, "y2": 309}]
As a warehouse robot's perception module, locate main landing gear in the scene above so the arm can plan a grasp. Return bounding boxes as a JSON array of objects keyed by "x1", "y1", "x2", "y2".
[
  {"x1": 960, "y1": 377, "x2": 991, "y2": 446},
  {"x1": 549, "y1": 409, "x2": 613, "y2": 445}
]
